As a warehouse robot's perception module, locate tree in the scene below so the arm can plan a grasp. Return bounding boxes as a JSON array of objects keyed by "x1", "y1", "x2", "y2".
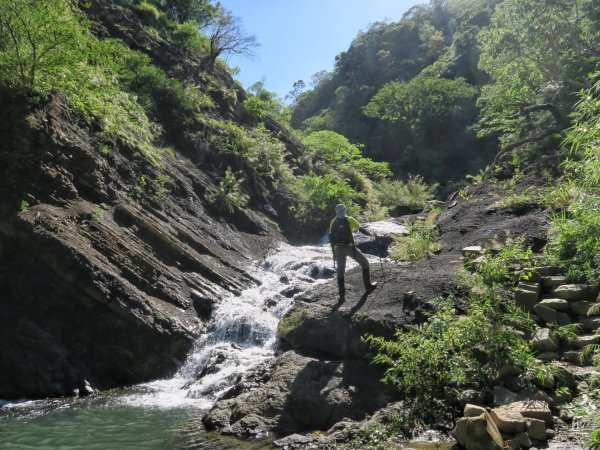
[
  {"x1": 477, "y1": 0, "x2": 600, "y2": 161},
  {"x1": 363, "y1": 75, "x2": 478, "y2": 176},
  {"x1": 204, "y1": 9, "x2": 258, "y2": 66},
  {"x1": 285, "y1": 80, "x2": 305, "y2": 103},
  {"x1": 0, "y1": 0, "x2": 86, "y2": 92},
  {"x1": 161, "y1": 0, "x2": 219, "y2": 26}
]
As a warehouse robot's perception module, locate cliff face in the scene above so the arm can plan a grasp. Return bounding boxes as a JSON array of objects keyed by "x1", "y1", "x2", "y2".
[
  {"x1": 0, "y1": 87, "x2": 284, "y2": 398},
  {"x1": 0, "y1": 0, "x2": 308, "y2": 398}
]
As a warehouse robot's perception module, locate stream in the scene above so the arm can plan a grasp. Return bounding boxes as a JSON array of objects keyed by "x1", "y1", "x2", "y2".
[{"x1": 0, "y1": 243, "x2": 340, "y2": 449}]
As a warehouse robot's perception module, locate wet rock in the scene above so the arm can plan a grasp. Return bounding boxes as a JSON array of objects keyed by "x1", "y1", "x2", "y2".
[
  {"x1": 537, "y1": 352, "x2": 559, "y2": 362},
  {"x1": 280, "y1": 286, "x2": 302, "y2": 298},
  {"x1": 203, "y1": 351, "x2": 392, "y2": 437}
]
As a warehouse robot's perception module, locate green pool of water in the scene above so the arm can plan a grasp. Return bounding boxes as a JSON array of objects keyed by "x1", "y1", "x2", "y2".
[{"x1": 0, "y1": 395, "x2": 268, "y2": 450}]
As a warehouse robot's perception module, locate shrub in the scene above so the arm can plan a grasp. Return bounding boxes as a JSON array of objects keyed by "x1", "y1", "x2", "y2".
[
  {"x1": 290, "y1": 174, "x2": 363, "y2": 231},
  {"x1": 390, "y1": 211, "x2": 440, "y2": 262},
  {"x1": 548, "y1": 74, "x2": 600, "y2": 284},
  {"x1": 206, "y1": 167, "x2": 248, "y2": 213},
  {"x1": 366, "y1": 243, "x2": 543, "y2": 412},
  {"x1": 375, "y1": 175, "x2": 438, "y2": 210}
]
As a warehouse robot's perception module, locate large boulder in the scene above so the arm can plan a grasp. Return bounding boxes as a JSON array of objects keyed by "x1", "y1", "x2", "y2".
[{"x1": 202, "y1": 351, "x2": 392, "y2": 437}]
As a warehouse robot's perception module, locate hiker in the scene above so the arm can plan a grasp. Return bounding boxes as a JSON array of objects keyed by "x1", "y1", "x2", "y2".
[{"x1": 329, "y1": 203, "x2": 377, "y2": 301}]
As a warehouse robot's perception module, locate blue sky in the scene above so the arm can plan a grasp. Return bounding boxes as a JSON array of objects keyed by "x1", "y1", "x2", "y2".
[{"x1": 218, "y1": 0, "x2": 424, "y2": 100}]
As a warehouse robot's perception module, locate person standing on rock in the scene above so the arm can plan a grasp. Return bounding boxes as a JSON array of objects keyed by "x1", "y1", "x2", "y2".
[{"x1": 329, "y1": 203, "x2": 377, "y2": 302}]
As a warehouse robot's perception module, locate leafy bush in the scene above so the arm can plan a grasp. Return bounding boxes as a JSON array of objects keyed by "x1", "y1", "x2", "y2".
[
  {"x1": 290, "y1": 174, "x2": 363, "y2": 231},
  {"x1": 390, "y1": 211, "x2": 440, "y2": 262},
  {"x1": 367, "y1": 242, "x2": 543, "y2": 411},
  {"x1": 548, "y1": 74, "x2": 600, "y2": 283},
  {"x1": 206, "y1": 167, "x2": 248, "y2": 213},
  {"x1": 375, "y1": 175, "x2": 438, "y2": 210},
  {"x1": 302, "y1": 130, "x2": 391, "y2": 181}
]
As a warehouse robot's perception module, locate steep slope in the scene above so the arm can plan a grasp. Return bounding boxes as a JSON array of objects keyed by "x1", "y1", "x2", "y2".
[{"x1": 0, "y1": 0, "x2": 302, "y2": 399}]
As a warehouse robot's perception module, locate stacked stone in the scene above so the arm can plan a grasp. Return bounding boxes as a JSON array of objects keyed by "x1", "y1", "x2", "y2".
[
  {"x1": 515, "y1": 266, "x2": 600, "y2": 366},
  {"x1": 454, "y1": 252, "x2": 600, "y2": 449},
  {"x1": 453, "y1": 401, "x2": 554, "y2": 450}
]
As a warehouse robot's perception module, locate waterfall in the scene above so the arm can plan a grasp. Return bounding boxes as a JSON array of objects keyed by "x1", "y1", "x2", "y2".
[{"x1": 120, "y1": 242, "x2": 348, "y2": 410}]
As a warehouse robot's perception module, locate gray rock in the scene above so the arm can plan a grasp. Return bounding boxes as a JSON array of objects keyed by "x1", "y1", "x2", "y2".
[
  {"x1": 533, "y1": 304, "x2": 571, "y2": 326},
  {"x1": 526, "y1": 418, "x2": 547, "y2": 441},
  {"x1": 575, "y1": 334, "x2": 600, "y2": 349},
  {"x1": 542, "y1": 276, "x2": 568, "y2": 289},
  {"x1": 452, "y1": 412, "x2": 504, "y2": 450},
  {"x1": 515, "y1": 282, "x2": 542, "y2": 312},
  {"x1": 537, "y1": 298, "x2": 569, "y2": 311},
  {"x1": 538, "y1": 352, "x2": 559, "y2": 362},
  {"x1": 570, "y1": 301, "x2": 597, "y2": 316},
  {"x1": 578, "y1": 317, "x2": 600, "y2": 331},
  {"x1": 464, "y1": 404, "x2": 487, "y2": 417},
  {"x1": 553, "y1": 284, "x2": 594, "y2": 301},
  {"x1": 490, "y1": 405, "x2": 527, "y2": 434},
  {"x1": 202, "y1": 351, "x2": 392, "y2": 437},
  {"x1": 461, "y1": 246, "x2": 484, "y2": 257},
  {"x1": 273, "y1": 434, "x2": 316, "y2": 448},
  {"x1": 530, "y1": 328, "x2": 558, "y2": 352}
]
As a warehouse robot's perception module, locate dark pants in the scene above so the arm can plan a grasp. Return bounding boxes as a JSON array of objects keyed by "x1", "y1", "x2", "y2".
[{"x1": 334, "y1": 246, "x2": 369, "y2": 279}]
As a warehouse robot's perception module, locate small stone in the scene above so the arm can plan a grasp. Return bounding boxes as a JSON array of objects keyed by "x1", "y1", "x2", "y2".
[
  {"x1": 553, "y1": 284, "x2": 593, "y2": 301},
  {"x1": 526, "y1": 418, "x2": 547, "y2": 441},
  {"x1": 462, "y1": 245, "x2": 484, "y2": 257},
  {"x1": 464, "y1": 404, "x2": 487, "y2": 417},
  {"x1": 542, "y1": 276, "x2": 568, "y2": 289},
  {"x1": 494, "y1": 386, "x2": 520, "y2": 406},
  {"x1": 546, "y1": 429, "x2": 555, "y2": 439},
  {"x1": 273, "y1": 434, "x2": 315, "y2": 448},
  {"x1": 537, "y1": 298, "x2": 569, "y2": 311},
  {"x1": 530, "y1": 328, "x2": 558, "y2": 352},
  {"x1": 549, "y1": 389, "x2": 573, "y2": 408},
  {"x1": 562, "y1": 350, "x2": 587, "y2": 366},
  {"x1": 533, "y1": 304, "x2": 571, "y2": 326}
]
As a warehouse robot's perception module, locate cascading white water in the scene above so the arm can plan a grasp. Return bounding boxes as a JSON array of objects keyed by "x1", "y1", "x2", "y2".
[{"x1": 120, "y1": 242, "x2": 367, "y2": 410}]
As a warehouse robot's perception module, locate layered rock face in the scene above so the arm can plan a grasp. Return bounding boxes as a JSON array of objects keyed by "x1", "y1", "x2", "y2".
[{"x1": 0, "y1": 94, "x2": 277, "y2": 399}]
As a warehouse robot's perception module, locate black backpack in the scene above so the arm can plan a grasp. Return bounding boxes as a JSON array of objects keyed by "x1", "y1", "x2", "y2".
[{"x1": 330, "y1": 217, "x2": 353, "y2": 246}]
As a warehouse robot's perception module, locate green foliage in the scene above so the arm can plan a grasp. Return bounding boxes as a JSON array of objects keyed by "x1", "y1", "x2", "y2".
[
  {"x1": 375, "y1": 175, "x2": 438, "y2": 210},
  {"x1": 161, "y1": 0, "x2": 219, "y2": 25},
  {"x1": 0, "y1": 0, "x2": 170, "y2": 164},
  {"x1": 368, "y1": 240, "x2": 542, "y2": 405},
  {"x1": 290, "y1": 175, "x2": 363, "y2": 230},
  {"x1": 477, "y1": 0, "x2": 599, "y2": 157},
  {"x1": 390, "y1": 211, "x2": 440, "y2": 262},
  {"x1": 549, "y1": 75, "x2": 600, "y2": 283},
  {"x1": 277, "y1": 308, "x2": 307, "y2": 338},
  {"x1": 206, "y1": 167, "x2": 248, "y2": 214},
  {"x1": 302, "y1": 130, "x2": 391, "y2": 180},
  {"x1": 19, "y1": 200, "x2": 29, "y2": 212},
  {"x1": 199, "y1": 118, "x2": 292, "y2": 196},
  {"x1": 172, "y1": 20, "x2": 210, "y2": 54},
  {"x1": 134, "y1": 1, "x2": 164, "y2": 22}
]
